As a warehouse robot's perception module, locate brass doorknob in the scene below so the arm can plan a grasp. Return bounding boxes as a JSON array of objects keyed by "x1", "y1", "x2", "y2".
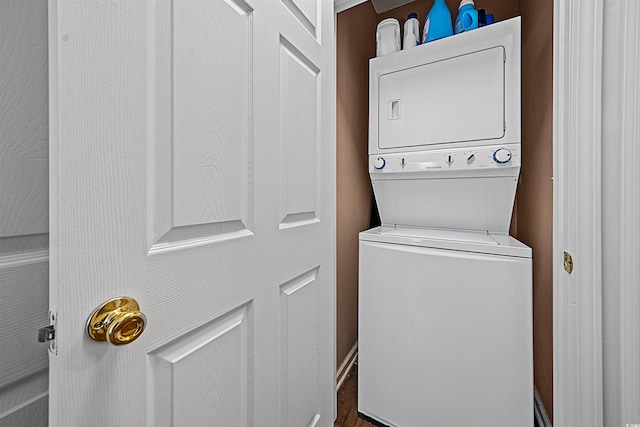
[{"x1": 86, "y1": 297, "x2": 146, "y2": 346}]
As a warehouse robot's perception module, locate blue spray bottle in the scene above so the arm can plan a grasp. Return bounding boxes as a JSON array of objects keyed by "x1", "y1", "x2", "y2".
[{"x1": 422, "y1": 0, "x2": 453, "y2": 43}]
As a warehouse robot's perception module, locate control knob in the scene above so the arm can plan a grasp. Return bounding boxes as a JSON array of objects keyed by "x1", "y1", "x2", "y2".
[
  {"x1": 373, "y1": 157, "x2": 386, "y2": 170},
  {"x1": 493, "y1": 148, "x2": 512, "y2": 164}
]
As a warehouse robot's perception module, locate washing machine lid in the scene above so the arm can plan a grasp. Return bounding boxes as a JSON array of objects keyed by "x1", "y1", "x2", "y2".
[
  {"x1": 359, "y1": 226, "x2": 531, "y2": 258},
  {"x1": 370, "y1": 144, "x2": 520, "y2": 233}
]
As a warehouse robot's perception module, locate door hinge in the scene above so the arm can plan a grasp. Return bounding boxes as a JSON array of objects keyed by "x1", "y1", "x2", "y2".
[
  {"x1": 563, "y1": 251, "x2": 573, "y2": 274},
  {"x1": 37, "y1": 311, "x2": 57, "y2": 355}
]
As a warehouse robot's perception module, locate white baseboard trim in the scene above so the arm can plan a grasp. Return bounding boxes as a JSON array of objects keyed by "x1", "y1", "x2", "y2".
[
  {"x1": 534, "y1": 387, "x2": 552, "y2": 427},
  {"x1": 336, "y1": 341, "x2": 358, "y2": 391}
]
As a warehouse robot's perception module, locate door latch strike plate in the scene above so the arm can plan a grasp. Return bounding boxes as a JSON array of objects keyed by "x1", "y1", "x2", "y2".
[
  {"x1": 564, "y1": 251, "x2": 573, "y2": 274},
  {"x1": 37, "y1": 325, "x2": 54, "y2": 342},
  {"x1": 37, "y1": 311, "x2": 57, "y2": 355}
]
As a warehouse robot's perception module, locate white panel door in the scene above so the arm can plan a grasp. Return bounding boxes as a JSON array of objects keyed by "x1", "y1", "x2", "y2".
[{"x1": 48, "y1": 1, "x2": 335, "y2": 426}]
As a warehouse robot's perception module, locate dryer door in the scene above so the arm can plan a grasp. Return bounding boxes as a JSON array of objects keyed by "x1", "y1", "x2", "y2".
[
  {"x1": 378, "y1": 46, "x2": 504, "y2": 150},
  {"x1": 369, "y1": 17, "x2": 521, "y2": 155}
]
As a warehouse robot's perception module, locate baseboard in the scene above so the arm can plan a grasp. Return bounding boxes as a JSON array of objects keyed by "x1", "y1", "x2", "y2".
[
  {"x1": 534, "y1": 387, "x2": 553, "y2": 427},
  {"x1": 336, "y1": 341, "x2": 358, "y2": 391}
]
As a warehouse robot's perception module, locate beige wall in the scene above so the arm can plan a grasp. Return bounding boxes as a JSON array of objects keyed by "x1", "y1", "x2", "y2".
[
  {"x1": 336, "y1": 4, "x2": 554, "y2": 418},
  {"x1": 518, "y1": 0, "x2": 554, "y2": 418},
  {"x1": 336, "y1": 3, "x2": 378, "y2": 366}
]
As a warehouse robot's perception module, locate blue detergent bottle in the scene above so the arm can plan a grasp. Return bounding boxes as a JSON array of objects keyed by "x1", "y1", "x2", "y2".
[
  {"x1": 454, "y1": 0, "x2": 479, "y2": 34},
  {"x1": 422, "y1": 0, "x2": 453, "y2": 43}
]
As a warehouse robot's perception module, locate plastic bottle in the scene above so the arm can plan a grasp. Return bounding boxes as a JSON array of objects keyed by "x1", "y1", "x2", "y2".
[
  {"x1": 478, "y1": 9, "x2": 487, "y2": 27},
  {"x1": 454, "y1": 0, "x2": 479, "y2": 34},
  {"x1": 403, "y1": 13, "x2": 421, "y2": 50},
  {"x1": 422, "y1": 0, "x2": 453, "y2": 43},
  {"x1": 376, "y1": 18, "x2": 401, "y2": 57}
]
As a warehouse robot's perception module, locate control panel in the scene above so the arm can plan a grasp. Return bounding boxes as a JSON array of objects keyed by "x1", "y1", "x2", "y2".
[{"x1": 370, "y1": 144, "x2": 520, "y2": 174}]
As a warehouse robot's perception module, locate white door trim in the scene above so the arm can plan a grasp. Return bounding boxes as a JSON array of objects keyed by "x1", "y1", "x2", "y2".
[
  {"x1": 601, "y1": 1, "x2": 640, "y2": 425},
  {"x1": 613, "y1": 1, "x2": 640, "y2": 418},
  {"x1": 553, "y1": 1, "x2": 604, "y2": 426}
]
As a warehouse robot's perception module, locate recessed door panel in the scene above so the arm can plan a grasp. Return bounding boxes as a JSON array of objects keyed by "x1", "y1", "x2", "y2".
[
  {"x1": 151, "y1": 0, "x2": 253, "y2": 249},
  {"x1": 150, "y1": 305, "x2": 251, "y2": 427},
  {"x1": 281, "y1": 0, "x2": 318, "y2": 39},
  {"x1": 280, "y1": 269, "x2": 320, "y2": 427},
  {"x1": 279, "y1": 38, "x2": 320, "y2": 228}
]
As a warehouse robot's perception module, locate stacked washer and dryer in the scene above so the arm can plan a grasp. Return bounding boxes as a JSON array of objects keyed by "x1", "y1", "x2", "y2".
[{"x1": 358, "y1": 17, "x2": 533, "y2": 427}]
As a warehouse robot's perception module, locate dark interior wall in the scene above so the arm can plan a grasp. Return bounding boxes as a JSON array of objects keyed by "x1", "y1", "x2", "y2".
[
  {"x1": 336, "y1": 3, "x2": 378, "y2": 367},
  {"x1": 517, "y1": 0, "x2": 554, "y2": 418},
  {"x1": 337, "y1": 4, "x2": 554, "y2": 419}
]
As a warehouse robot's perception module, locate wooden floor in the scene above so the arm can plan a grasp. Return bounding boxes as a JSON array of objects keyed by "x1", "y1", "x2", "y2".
[{"x1": 335, "y1": 364, "x2": 378, "y2": 427}]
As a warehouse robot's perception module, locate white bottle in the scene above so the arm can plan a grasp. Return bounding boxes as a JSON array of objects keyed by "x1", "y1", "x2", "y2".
[
  {"x1": 403, "y1": 13, "x2": 420, "y2": 50},
  {"x1": 376, "y1": 18, "x2": 401, "y2": 57}
]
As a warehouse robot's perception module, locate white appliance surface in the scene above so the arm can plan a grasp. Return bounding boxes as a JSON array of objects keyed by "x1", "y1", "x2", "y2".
[
  {"x1": 368, "y1": 17, "x2": 522, "y2": 233},
  {"x1": 358, "y1": 228, "x2": 533, "y2": 427},
  {"x1": 359, "y1": 15, "x2": 530, "y2": 427},
  {"x1": 378, "y1": 46, "x2": 504, "y2": 149},
  {"x1": 361, "y1": 225, "x2": 531, "y2": 258},
  {"x1": 370, "y1": 143, "x2": 520, "y2": 232},
  {"x1": 369, "y1": 17, "x2": 521, "y2": 155}
]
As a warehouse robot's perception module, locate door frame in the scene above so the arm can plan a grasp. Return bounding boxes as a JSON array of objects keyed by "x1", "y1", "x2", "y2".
[
  {"x1": 553, "y1": 0, "x2": 604, "y2": 426},
  {"x1": 599, "y1": 1, "x2": 640, "y2": 425}
]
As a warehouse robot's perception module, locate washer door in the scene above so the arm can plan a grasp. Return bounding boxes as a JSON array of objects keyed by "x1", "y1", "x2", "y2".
[{"x1": 358, "y1": 240, "x2": 533, "y2": 427}]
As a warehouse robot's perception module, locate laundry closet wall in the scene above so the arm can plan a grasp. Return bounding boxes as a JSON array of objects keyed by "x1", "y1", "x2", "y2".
[
  {"x1": 517, "y1": 0, "x2": 554, "y2": 417},
  {"x1": 336, "y1": 0, "x2": 554, "y2": 419},
  {"x1": 336, "y1": 4, "x2": 378, "y2": 373}
]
